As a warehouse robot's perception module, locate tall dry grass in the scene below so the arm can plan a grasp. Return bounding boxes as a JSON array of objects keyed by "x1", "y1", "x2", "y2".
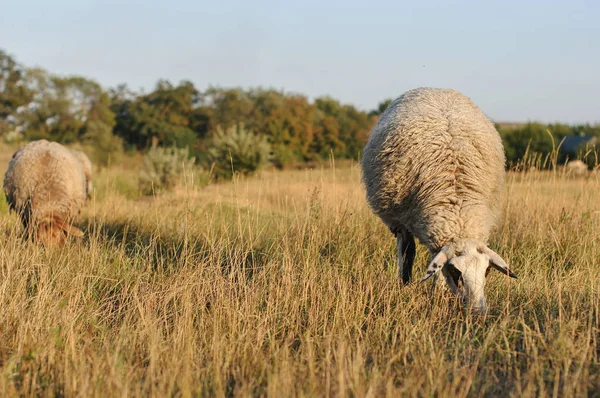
[{"x1": 0, "y1": 152, "x2": 598, "y2": 397}]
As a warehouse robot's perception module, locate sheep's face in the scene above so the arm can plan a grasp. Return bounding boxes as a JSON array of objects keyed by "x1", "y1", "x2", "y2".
[
  {"x1": 33, "y1": 217, "x2": 85, "y2": 247},
  {"x1": 422, "y1": 243, "x2": 517, "y2": 314},
  {"x1": 35, "y1": 222, "x2": 67, "y2": 247},
  {"x1": 442, "y1": 248, "x2": 489, "y2": 314}
]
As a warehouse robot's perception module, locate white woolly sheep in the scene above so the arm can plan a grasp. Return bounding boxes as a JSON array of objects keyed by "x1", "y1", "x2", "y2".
[
  {"x1": 70, "y1": 149, "x2": 93, "y2": 198},
  {"x1": 565, "y1": 159, "x2": 587, "y2": 176},
  {"x1": 3, "y1": 139, "x2": 86, "y2": 246},
  {"x1": 361, "y1": 87, "x2": 517, "y2": 314}
]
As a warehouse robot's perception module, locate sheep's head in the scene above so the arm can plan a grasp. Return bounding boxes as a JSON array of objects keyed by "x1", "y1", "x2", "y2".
[
  {"x1": 421, "y1": 242, "x2": 516, "y2": 314},
  {"x1": 33, "y1": 216, "x2": 84, "y2": 247}
]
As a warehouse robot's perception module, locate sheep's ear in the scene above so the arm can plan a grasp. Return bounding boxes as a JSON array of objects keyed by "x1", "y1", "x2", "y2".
[
  {"x1": 61, "y1": 223, "x2": 84, "y2": 237},
  {"x1": 484, "y1": 248, "x2": 517, "y2": 279},
  {"x1": 421, "y1": 250, "x2": 448, "y2": 282}
]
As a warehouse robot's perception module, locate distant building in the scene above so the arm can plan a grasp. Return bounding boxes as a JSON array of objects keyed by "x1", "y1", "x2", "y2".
[{"x1": 561, "y1": 134, "x2": 598, "y2": 154}]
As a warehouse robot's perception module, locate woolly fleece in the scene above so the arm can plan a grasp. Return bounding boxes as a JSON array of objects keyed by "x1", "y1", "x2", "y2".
[
  {"x1": 361, "y1": 87, "x2": 506, "y2": 253},
  {"x1": 3, "y1": 139, "x2": 87, "y2": 231}
]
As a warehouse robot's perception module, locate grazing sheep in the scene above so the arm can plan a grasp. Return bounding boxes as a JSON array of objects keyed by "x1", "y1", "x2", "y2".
[
  {"x1": 361, "y1": 87, "x2": 517, "y2": 314},
  {"x1": 3, "y1": 139, "x2": 86, "y2": 246},
  {"x1": 565, "y1": 159, "x2": 587, "y2": 176},
  {"x1": 70, "y1": 149, "x2": 93, "y2": 198}
]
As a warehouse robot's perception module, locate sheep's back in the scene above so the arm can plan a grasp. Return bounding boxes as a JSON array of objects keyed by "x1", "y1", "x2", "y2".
[
  {"x1": 4, "y1": 140, "x2": 87, "y2": 221},
  {"x1": 361, "y1": 88, "x2": 505, "y2": 250},
  {"x1": 71, "y1": 149, "x2": 93, "y2": 196},
  {"x1": 71, "y1": 150, "x2": 92, "y2": 182}
]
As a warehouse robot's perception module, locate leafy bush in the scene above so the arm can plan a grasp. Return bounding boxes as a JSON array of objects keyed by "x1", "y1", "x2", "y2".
[
  {"x1": 139, "y1": 145, "x2": 196, "y2": 195},
  {"x1": 271, "y1": 144, "x2": 297, "y2": 169},
  {"x1": 204, "y1": 124, "x2": 271, "y2": 180}
]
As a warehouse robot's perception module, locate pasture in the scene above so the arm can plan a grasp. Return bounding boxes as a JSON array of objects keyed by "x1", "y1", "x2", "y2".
[{"x1": 0, "y1": 145, "x2": 598, "y2": 397}]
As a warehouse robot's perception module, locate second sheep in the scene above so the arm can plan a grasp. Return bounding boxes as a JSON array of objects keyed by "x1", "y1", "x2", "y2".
[{"x1": 3, "y1": 139, "x2": 87, "y2": 246}]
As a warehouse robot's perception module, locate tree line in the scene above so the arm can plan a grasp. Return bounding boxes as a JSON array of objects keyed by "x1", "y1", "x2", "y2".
[
  {"x1": 1, "y1": 48, "x2": 599, "y2": 170},
  {"x1": 0, "y1": 49, "x2": 376, "y2": 168},
  {"x1": 496, "y1": 122, "x2": 600, "y2": 168}
]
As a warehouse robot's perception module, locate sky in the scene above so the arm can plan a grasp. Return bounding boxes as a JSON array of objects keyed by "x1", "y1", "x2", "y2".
[{"x1": 1, "y1": 0, "x2": 599, "y2": 124}]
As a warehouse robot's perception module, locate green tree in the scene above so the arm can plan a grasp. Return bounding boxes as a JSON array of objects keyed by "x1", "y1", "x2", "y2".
[
  {"x1": 264, "y1": 95, "x2": 315, "y2": 165},
  {"x1": 501, "y1": 123, "x2": 555, "y2": 164},
  {"x1": 0, "y1": 49, "x2": 34, "y2": 137},
  {"x1": 18, "y1": 70, "x2": 121, "y2": 164},
  {"x1": 112, "y1": 80, "x2": 199, "y2": 149},
  {"x1": 369, "y1": 98, "x2": 393, "y2": 116},
  {"x1": 109, "y1": 83, "x2": 138, "y2": 149},
  {"x1": 311, "y1": 97, "x2": 345, "y2": 158},
  {"x1": 247, "y1": 88, "x2": 286, "y2": 134},
  {"x1": 203, "y1": 87, "x2": 255, "y2": 134},
  {"x1": 336, "y1": 104, "x2": 374, "y2": 159}
]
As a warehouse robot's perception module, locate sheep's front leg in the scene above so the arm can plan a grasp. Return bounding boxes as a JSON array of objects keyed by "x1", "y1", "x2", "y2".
[{"x1": 396, "y1": 229, "x2": 416, "y2": 285}]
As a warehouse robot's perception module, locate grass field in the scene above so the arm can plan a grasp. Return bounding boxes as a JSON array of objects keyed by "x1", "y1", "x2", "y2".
[{"x1": 0, "y1": 146, "x2": 598, "y2": 397}]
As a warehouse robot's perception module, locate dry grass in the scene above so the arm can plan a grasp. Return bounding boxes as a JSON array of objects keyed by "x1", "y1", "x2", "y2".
[{"x1": 0, "y1": 151, "x2": 598, "y2": 397}]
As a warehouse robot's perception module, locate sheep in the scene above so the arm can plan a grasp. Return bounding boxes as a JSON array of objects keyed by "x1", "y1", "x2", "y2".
[
  {"x1": 3, "y1": 139, "x2": 86, "y2": 246},
  {"x1": 361, "y1": 87, "x2": 517, "y2": 314},
  {"x1": 70, "y1": 149, "x2": 93, "y2": 198},
  {"x1": 565, "y1": 159, "x2": 587, "y2": 177}
]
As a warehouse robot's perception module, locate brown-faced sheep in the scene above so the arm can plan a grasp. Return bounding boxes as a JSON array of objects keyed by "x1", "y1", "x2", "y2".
[
  {"x1": 361, "y1": 87, "x2": 517, "y2": 314},
  {"x1": 3, "y1": 139, "x2": 86, "y2": 246}
]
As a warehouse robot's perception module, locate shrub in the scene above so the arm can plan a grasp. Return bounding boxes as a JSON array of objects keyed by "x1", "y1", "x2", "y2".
[
  {"x1": 139, "y1": 145, "x2": 196, "y2": 195},
  {"x1": 204, "y1": 124, "x2": 271, "y2": 180},
  {"x1": 271, "y1": 144, "x2": 297, "y2": 169}
]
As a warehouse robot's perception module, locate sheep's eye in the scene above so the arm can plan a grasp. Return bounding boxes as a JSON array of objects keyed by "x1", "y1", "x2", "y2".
[{"x1": 446, "y1": 263, "x2": 463, "y2": 286}]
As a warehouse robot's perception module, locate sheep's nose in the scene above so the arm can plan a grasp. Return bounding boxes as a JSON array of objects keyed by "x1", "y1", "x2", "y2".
[
  {"x1": 471, "y1": 304, "x2": 487, "y2": 315},
  {"x1": 462, "y1": 296, "x2": 487, "y2": 315}
]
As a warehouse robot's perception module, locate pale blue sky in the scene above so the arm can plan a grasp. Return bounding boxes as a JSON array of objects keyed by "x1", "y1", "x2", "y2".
[{"x1": 1, "y1": 0, "x2": 599, "y2": 123}]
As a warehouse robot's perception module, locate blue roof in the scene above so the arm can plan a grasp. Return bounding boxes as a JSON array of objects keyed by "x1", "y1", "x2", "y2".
[{"x1": 561, "y1": 135, "x2": 597, "y2": 153}]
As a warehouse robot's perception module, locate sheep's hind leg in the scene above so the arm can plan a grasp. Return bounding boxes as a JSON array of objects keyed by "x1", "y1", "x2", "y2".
[{"x1": 396, "y1": 229, "x2": 416, "y2": 285}]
